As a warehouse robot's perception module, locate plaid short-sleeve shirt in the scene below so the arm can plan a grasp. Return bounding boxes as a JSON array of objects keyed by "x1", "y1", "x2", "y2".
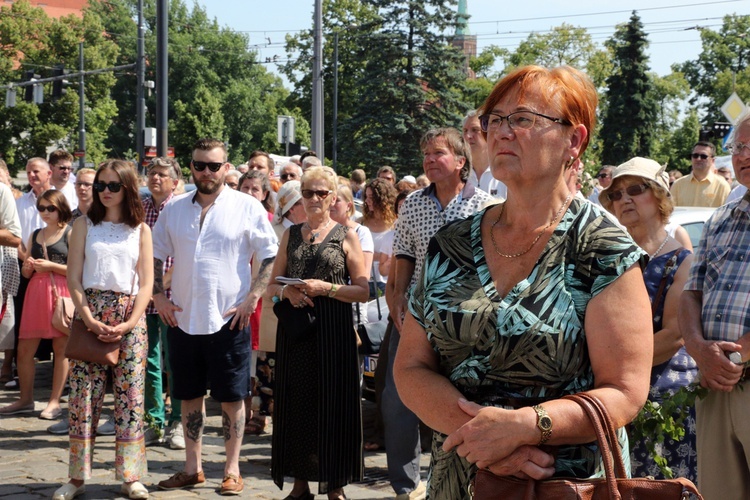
[{"x1": 685, "y1": 192, "x2": 750, "y2": 342}]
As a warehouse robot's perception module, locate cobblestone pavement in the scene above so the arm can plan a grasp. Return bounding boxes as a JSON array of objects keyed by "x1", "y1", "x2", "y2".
[{"x1": 0, "y1": 356, "x2": 429, "y2": 499}]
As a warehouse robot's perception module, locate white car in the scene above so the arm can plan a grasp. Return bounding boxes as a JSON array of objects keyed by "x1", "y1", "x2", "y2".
[{"x1": 669, "y1": 206, "x2": 717, "y2": 248}]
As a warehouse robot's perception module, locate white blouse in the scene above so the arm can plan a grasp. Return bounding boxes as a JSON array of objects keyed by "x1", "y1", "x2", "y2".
[{"x1": 82, "y1": 218, "x2": 141, "y2": 294}]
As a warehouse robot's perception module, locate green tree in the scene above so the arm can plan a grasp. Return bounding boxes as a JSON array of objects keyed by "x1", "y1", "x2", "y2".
[
  {"x1": 92, "y1": 0, "x2": 300, "y2": 168},
  {"x1": 281, "y1": 0, "x2": 380, "y2": 170},
  {"x1": 600, "y1": 11, "x2": 659, "y2": 165},
  {"x1": 0, "y1": 0, "x2": 119, "y2": 172},
  {"x1": 340, "y1": 0, "x2": 470, "y2": 175},
  {"x1": 675, "y1": 15, "x2": 750, "y2": 127}
]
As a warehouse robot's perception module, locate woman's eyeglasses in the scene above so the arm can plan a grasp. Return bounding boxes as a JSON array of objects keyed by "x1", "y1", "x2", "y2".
[
  {"x1": 478, "y1": 111, "x2": 571, "y2": 132},
  {"x1": 93, "y1": 182, "x2": 123, "y2": 193},
  {"x1": 605, "y1": 183, "x2": 650, "y2": 203},
  {"x1": 192, "y1": 161, "x2": 224, "y2": 172},
  {"x1": 37, "y1": 205, "x2": 57, "y2": 213},
  {"x1": 301, "y1": 189, "x2": 332, "y2": 199}
]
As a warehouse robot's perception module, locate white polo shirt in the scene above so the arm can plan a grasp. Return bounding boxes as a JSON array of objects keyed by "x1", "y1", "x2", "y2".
[{"x1": 152, "y1": 187, "x2": 278, "y2": 335}]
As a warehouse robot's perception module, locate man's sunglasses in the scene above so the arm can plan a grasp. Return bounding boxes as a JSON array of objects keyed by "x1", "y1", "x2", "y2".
[
  {"x1": 595, "y1": 173, "x2": 610, "y2": 179},
  {"x1": 301, "y1": 189, "x2": 332, "y2": 199},
  {"x1": 605, "y1": 183, "x2": 650, "y2": 203},
  {"x1": 280, "y1": 173, "x2": 298, "y2": 181},
  {"x1": 690, "y1": 153, "x2": 712, "y2": 160},
  {"x1": 192, "y1": 161, "x2": 224, "y2": 172},
  {"x1": 93, "y1": 182, "x2": 123, "y2": 193},
  {"x1": 37, "y1": 205, "x2": 57, "y2": 213}
]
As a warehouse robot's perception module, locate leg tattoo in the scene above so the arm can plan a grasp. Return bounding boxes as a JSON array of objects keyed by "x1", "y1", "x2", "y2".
[
  {"x1": 185, "y1": 409, "x2": 205, "y2": 442},
  {"x1": 222, "y1": 410, "x2": 231, "y2": 442}
]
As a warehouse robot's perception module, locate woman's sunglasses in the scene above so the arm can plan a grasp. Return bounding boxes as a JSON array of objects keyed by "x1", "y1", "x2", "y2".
[
  {"x1": 192, "y1": 161, "x2": 224, "y2": 172},
  {"x1": 605, "y1": 183, "x2": 650, "y2": 203},
  {"x1": 37, "y1": 205, "x2": 57, "y2": 213},
  {"x1": 301, "y1": 189, "x2": 332, "y2": 199},
  {"x1": 93, "y1": 182, "x2": 123, "y2": 193}
]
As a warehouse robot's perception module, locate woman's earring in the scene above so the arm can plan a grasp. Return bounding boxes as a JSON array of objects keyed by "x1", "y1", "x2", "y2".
[{"x1": 566, "y1": 156, "x2": 576, "y2": 168}]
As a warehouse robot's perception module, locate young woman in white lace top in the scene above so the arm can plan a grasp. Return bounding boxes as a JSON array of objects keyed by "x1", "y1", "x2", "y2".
[{"x1": 53, "y1": 160, "x2": 153, "y2": 500}]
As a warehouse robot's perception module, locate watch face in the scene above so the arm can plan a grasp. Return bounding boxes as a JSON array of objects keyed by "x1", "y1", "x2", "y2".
[{"x1": 539, "y1": 416, "x2": 553, "y2": 431}]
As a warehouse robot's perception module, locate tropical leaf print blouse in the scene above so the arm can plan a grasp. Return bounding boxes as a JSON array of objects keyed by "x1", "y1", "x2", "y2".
[{"x1": 408, "y1": 197, "x2": 644, "y2": 499}]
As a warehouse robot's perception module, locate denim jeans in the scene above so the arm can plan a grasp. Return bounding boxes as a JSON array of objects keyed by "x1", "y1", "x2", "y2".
[{"x1": 381, "y1": 321, "x2": 421, "y2": 494}]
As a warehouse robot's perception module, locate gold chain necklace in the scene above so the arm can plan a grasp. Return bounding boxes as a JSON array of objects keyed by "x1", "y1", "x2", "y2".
[{"x1": 491, "y1": 192, "x2": 572, "y2": 259}]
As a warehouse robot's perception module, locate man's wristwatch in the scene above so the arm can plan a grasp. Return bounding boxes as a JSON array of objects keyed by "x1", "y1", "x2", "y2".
[{"x1": 532, "y1": 404, "x2": 553, "y2": 446}]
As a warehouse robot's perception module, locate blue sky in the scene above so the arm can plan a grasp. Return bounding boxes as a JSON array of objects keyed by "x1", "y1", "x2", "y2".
[{"x1": 197, "y1": 0, "x2": 748, "y2": 86}]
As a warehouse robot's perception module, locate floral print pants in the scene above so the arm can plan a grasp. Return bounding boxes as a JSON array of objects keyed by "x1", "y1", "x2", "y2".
[{"x1": 68, "y1": 289, "x2": 148, "y2": 482}]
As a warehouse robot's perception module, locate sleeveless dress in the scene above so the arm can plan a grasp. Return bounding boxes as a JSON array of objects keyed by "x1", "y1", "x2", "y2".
[
  {"x1": 19, "y1": 226, "x2": 71, "y2": 339},
  {"x1": 630, "y1": 248, "x2": 698, "y2": 482},
  {"x1": 272, "y1": 224, "x2": 363, "y2": 494},
  {"x1": 408, "y1": 198, "x2": 644, "y2": 499}
]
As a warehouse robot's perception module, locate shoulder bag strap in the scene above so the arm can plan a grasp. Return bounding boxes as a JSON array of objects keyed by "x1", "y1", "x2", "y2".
[
  {"x1": 651, "y1": 247, "x2": 684, "y2": 316},
  {"x1": 371, "y1": 261, "x2": 382, "y2": 320},
  {"x1": 302, "y1": 222, "x2": 339, "y2": 278},
  {"x1": 40, "y1": 232, "x2": 61, "y2": 300},
  {"x1": 124, "y1": 224, "x2": 142, "y2": 316}
]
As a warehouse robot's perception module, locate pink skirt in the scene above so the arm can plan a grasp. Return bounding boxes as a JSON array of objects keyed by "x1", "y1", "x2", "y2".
[{"x1": 19, "y1": 272, "x2": 71, "y2": 339}]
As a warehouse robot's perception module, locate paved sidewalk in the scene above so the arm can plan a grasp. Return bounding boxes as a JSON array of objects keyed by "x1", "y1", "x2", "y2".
[{"x1": 0, "y1": 356, "x2": 429, "y2": 499}]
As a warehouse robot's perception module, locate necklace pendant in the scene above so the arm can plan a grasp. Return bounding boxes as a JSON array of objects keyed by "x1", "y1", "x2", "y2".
[{"x1": 309, "y1": 234, "x2": 316, "y2": 244}]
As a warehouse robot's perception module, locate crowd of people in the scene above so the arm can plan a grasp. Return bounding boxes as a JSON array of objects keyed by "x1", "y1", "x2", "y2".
[{"x1": 0, "y1": 63, "x2": 749, "y2": 500}]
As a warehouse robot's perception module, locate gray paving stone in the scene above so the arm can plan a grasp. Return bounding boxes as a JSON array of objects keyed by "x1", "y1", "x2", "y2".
[{"x1": 1, "y1": 355, "x2": 429, "y2": 498}]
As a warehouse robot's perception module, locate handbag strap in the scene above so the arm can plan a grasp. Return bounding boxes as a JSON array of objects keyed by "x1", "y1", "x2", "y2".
[
  {"x1": 650, "y1": 247, "x2": 684, "y2": 317},
  {"x1": 562, "y1": 393, "x2": 622, "y2": 499},
  {"x1": 40, "y1": 229, "x2": 60, "y2": 300},
  {"x1": 356, "y1": 261, "x2": 382, "y2": 324},
  {"x1": 296, "y1": 222, "x2": 339, "y2": 279},
  {"x1": 123, "y1": 224, "x2": 142, "y2": 317}
]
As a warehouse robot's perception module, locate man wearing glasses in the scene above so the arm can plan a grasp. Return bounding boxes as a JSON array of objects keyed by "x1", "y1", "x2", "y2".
[
  {"x1": 670, "y1": 141, "x2": 729, "y2": 207},
  {"x1": 48, "y1": 149, "x2": 78, "y2": 211},
  {"x1": 279, "y1": 162, "x2": 302, "y2": 183},
  {"x1": 141, "y1": 157, "x2": 185, "y2": 450},
  {"x1": 680, "y1": 110, "x2": 750, "y2": 498},
  {"x1": 153, "y1": 138, "x2": 277, "y2": 495},
  {"x1": 587, "y1": 165, "x2": 614, "y2": 206}
]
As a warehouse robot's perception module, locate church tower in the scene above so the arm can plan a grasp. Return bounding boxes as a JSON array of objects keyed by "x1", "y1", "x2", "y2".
[{"x1": 451, "y1": 0, "x2": 477, "y2": 79}]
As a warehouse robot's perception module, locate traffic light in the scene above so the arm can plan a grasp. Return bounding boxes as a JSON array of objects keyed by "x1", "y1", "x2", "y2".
[
  {"x1": 52, "y1": 65, "x2": 70, "y2": 100},
  {"x1": 712, "y1": 122, "x2": 732, "y2": 139},
  {"x1": 23, "y1": 70, "x2": 43, "y2": 104}
]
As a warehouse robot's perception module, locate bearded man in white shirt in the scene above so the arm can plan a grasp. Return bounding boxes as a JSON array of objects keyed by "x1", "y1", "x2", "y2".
[{"x1": 153, "y1": 138, "x2": 278, "y2": 495}]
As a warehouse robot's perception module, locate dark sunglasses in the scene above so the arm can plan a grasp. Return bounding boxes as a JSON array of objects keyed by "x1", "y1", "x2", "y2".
[
  {"x1": 605, "y1": 183, "x2": 650, "y2": 203},
  {"x1": 192, "y1": 161, "x2": 224, "y2": 172},
  {"x1": 37, "y1": 205, "x2": 57, "y2": 213},
  {"x1": 690, "y1": 153, "x2": 712, "y2": 160},
  {"x1": 301, "y1": 189, "x2": 332, "y2": 199},
  {"x1": 93, "y1": 182, "x2": 123, "y2": 193},
  {"x1": 595, "y1": 173, "x2": 610, "y2": 179},
  {"x1": 280, "y1": 173, "x2": 298, "y2": 181}
]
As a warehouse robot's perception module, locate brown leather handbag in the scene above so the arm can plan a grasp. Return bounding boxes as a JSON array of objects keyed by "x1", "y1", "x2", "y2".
[
  {"x1": 64, "y1": 318, "x2": 120, "y2": 366},
  {"x1": 470, "y1": 392, "x2": 703, "y2": 500}
]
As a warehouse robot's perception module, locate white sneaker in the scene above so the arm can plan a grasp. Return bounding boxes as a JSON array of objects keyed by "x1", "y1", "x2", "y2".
[
  {"x1": 97, "y1": 416, "x2": 116, "y2": 436},
  {"x1": 395, "y1": 481, "x2": 426, "y2": 500},
  {"x1": 168, "y1": 421, "x2": 185, "y2": 450}
]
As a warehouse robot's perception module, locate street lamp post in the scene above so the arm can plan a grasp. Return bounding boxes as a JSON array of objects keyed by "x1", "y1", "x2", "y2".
[
  {"x1": 332, "y1": 31, "x2": 339, "y2": 172},
  {"x1": 311, "y1": 0, "x2": 324, "y2": 157}
]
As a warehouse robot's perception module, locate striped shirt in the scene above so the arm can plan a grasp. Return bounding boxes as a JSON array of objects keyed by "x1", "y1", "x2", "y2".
[{"x1": 685, "y1": 192, "x2": 750, "y2": 341}]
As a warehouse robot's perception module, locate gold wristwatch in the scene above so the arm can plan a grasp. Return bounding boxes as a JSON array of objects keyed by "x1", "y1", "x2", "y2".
[{"x1": 532, "y1": 404, "x2": 552, "y2": 446}]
